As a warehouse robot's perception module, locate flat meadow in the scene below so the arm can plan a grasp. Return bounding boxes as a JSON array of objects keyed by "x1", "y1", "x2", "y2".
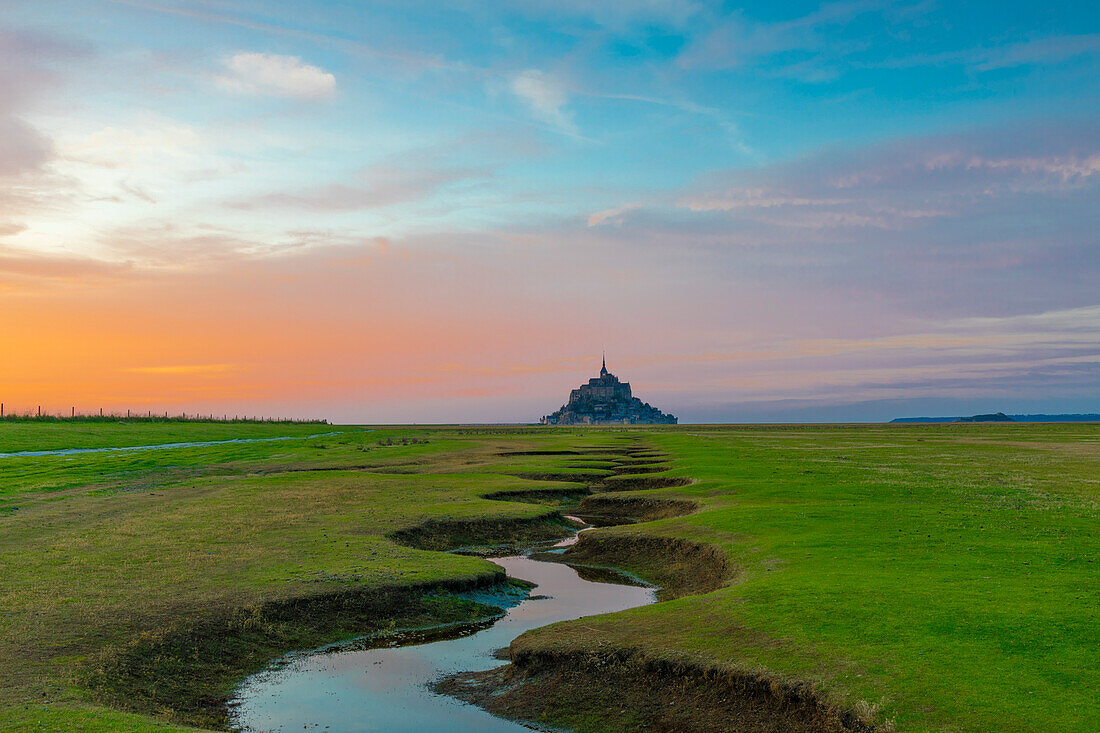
[{"x1": 0, "y1": 421, "x2": 1095, "y2": 731}]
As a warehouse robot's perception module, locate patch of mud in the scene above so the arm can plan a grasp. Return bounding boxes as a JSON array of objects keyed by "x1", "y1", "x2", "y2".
[
  {"x1": 388, "y1": 512, "x2": 574, "y2": 552},
  {"x1": 507, "y1": 470, "x2": 613, "y2": 483},
  {"x1": 575, "y1": 495, "x2": 698, "y2": 523},
  {"x1": 563, "y1": 531, "x2": 732, "y2": 599},
  {"x1": 610, "y1": 456, "x2": 671, "y2": 465},
  {"x1": 482, "y1": 487, "x2": 593, "y2": 505},
  {"x1": 366, "y1": 465, "x2": 424, "y2": 475},
  {"x1": 86, "y1": 573, "x2": 507, "y2": 729},
  {"x1": 612, "y1": 463, "x2": 672, "y2": 475},
  {"x1": 497, "y1": 448, "x2": 634, "y2": 457},
  {"x1": 601, "y1": 474, "x2": 693, "y2": 491},
  {"x1": 439, "y1": 652, "x2": 875, "y2": 733}
]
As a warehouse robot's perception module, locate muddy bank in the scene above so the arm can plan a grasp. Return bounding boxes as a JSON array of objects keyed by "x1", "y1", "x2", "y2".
[
  {"x1": 389, "y1": 511, "x2": 575, "y2": 552},
  {"x1": 562, "y1": 531, "x2": 732, "y2": 599},
  {"x1": 507, "y1": 469, "x2": 614, "y2": 483},
  {"x1": 85, "y1": 572, "x2": 510, "y2": 729},
  {"x1": 601, "y1": 473, "x2": 693, "y2": 491},
  {"x1": 606, "y1": 455, "x2": 669, "y2": 465},
  {"x1": 89, "y1": 509, "x2": 585, "y2": 728},
  {"x1": 440, "y1": 650, "x2": 875, "y2": 733},
  {"x1": 575, "y1": 494, "x2": 698, "y2": 523},
  {"x1": 611, "y1": 463, "x2": 672, "y2": 474},
  {"x1": 482, "y1": 486, "x2": 593, "y2": 505},
  {"x1": 496, "y1": 448, "x2": 633, "y2": 457},
  {"x1": 228, "y1": 554, "x2": 655, "y2": 733}
]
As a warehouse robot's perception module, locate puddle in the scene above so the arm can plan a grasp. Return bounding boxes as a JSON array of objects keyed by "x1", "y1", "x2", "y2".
[{"x1": 227, "y1": 529, "x2": 655, "y2": 732}]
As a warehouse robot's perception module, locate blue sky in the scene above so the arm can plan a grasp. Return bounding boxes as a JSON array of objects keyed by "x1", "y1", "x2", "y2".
[{"x1": 1, "y1": 1, "x2": 1098, "y2": 422}]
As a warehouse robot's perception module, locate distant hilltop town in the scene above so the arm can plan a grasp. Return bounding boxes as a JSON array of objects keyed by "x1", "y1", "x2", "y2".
[{"x1": 541, "y1": 357, "x2": 677, "y2": 425}]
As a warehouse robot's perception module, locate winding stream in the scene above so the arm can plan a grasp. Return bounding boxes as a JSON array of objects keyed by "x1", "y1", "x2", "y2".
[
  {"x1": 0, "y1": 432, "x2": 343, "y2": 459},
  {"x1": 227, "y1": 529, "x2": 655, "y2": 732}
]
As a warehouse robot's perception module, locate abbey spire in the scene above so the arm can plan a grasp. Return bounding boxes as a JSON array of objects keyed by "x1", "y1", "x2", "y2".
[{"x1": 540, "y1": 359, "x2": 677, "y2": 425}]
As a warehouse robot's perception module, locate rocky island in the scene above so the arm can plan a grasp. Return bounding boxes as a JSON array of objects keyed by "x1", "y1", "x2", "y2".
[{"x1": 541, "y1": 358, "x2": 677, "y2": 425}]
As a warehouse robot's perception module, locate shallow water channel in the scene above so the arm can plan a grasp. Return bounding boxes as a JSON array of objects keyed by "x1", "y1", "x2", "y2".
[
  {"x1": 0, "y1": 432, "x2": 343, "y2": 459},
  {"x1": 227, "y1": 530, "x2": 655, "y2": 732}
]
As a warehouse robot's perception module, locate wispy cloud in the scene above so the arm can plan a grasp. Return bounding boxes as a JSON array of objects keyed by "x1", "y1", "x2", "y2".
[
  {"x1": 232, "y1": 165, "x2": 489, "y2": 212},
  {"x1": 511, "y1": 69, "x2": 577, "y2": 134},
  {"x1": 106, "y1": 0, "x2": 459, "y2": 71},
  {"x1": 0, "y1": 28, "x2": 92, "y2": 238},
  {"x1": 0, "y1": 117, "x2": 51, "y2": 178},
  {"x1": 675, "y1": 2, "x2": 877, "y2": 73},
  {"x1": 0, "y1": 245, "x2": 132, "y2": 280},
  {"x1": 215, "y1": 52, "x2": 336, "y2": 99},
  {"x1": 56, "y1": 120, "x2": 204, "y2": 169},
  {"x1": 972, "y1": 34, "x2": 1100, "y2": 70},
  {"x1": 675, "y1": 122, "x2": 1100, "y2": 229},
  {"x1": 880, "y1": 33, "x2": 1100, "y2": 72},
  {"x1": 513, "y1": 0, "x2": 702, "y2": 31},
  {"x1": 587, "y1": 202, "x2": 641, "y2": 227}
]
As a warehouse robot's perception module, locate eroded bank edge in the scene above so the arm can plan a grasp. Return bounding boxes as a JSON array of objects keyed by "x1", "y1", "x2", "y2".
[
  {"x1": 78, "y1": 446, "x2": 642, "y2": 729},
  {"x1": 440, "y1": 445, "x2": 893, "y2": 733}
]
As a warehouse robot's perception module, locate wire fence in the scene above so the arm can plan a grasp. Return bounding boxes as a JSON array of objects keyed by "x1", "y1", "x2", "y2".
[{"x1": 0, "y1": 404, "x2": 326, "y2": 424}]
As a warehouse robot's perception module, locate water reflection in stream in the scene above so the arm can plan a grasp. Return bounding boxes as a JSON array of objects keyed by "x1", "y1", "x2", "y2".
[{"x1": 228, "y1": 531, "x2": 654, "y2": 732}]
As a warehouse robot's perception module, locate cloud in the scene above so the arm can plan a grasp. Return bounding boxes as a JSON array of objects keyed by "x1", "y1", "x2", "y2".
[
  {"x1": 57, "y1": 121, "x2": 203, "y2": 169},
  {"x1": 0, "y1": 245, "x2": 132, "y2": 280},
  {"x1": 0, "y1": 117, "x2": 52, "y2": 177},
  {"x1": 232, "y1": 165, "x2": 488, "y2": 212},
  {"x1": 511, "y1": 69, "x2": 576, "y2": 134},
  {"x1": 0, "y1": 29, "x2": 93, "y2": 236},
  {"x1": 215, "y1": 52, "x2": 336, "y2": 99},
  {"x1": 588, "y1": 203, "x2": 640, "y2": 227},
  {"x1": 882, "y1": 34, "x2": 1100, "y2": 72},
  {"x1": 0, "y1": 30, "x2": 83, "y2": 158},
  {"x1": 513, "y1": 0, "x2": 701, "y2": 30},
  {"x1": 98, "y1": 222, "x2": 303, "y2": 266},
  {"x1": 675, "y1": 2, "x2": 875, "y2": 72},
  {"x1": 675, "y1": 122, "x2": 1100, "y2": 231},
  {"x1": 0, "y1": 27, "x2": 91, "y2": 106},
  {"x1": 972, "y1": 34, "x2": 1100, "y2": 70},
  {"x1": 108, "y1": 0, "x2": 457, "y2": 72}
]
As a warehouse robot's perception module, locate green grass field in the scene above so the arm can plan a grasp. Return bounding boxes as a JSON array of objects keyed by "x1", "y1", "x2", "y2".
[{"x1": 0, "y1": 422, "x2": 1095, "y2": 731}]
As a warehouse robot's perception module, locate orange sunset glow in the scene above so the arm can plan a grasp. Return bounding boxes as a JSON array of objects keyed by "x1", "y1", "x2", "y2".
[{"x1": 2, "y1": 2, "x2": 1098, "y2": 422}]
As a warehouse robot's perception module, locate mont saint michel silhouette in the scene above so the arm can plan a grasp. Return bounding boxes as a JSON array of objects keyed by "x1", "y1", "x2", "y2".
[{"x1": 541, "y1": 357, "x2": 677, "y2": 425}]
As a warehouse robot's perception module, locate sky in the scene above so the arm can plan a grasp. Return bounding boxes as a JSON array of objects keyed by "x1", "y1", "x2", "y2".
[{"x1": 1, "y1": 0, "x2": 1098, "y2": 423}]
